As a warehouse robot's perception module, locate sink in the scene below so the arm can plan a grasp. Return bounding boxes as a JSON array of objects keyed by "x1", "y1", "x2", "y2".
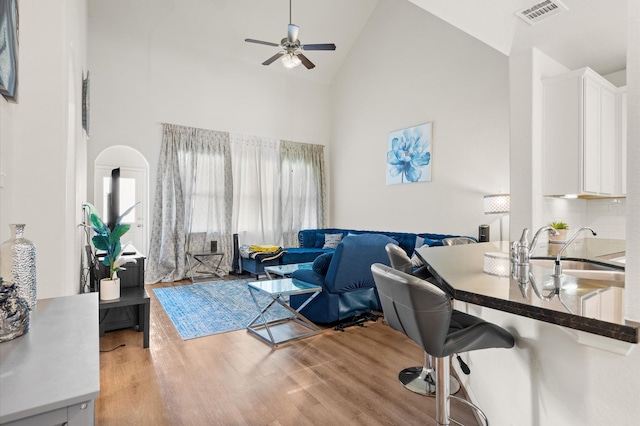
[{"x1": 530, "y1": 259, "x2": 625, "y2": 282}]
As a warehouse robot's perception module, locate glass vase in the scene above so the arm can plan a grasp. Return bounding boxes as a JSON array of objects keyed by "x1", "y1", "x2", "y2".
[{"x1": 0, "y1": 224, "x2": 37, "y2": 310}]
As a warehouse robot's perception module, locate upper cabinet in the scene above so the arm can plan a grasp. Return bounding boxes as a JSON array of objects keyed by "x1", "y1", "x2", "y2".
[
  {"x1": 543, "y1": 67, "x2": 622, "y2": 197},
  {"x1": 618, "y1": 87, "x2": 627, "y2": 195}
]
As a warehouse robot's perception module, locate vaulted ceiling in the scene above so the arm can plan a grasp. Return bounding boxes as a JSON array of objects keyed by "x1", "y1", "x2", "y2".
[{"x1": 142, "y1": 0, "x2": 628, "y2": 85}]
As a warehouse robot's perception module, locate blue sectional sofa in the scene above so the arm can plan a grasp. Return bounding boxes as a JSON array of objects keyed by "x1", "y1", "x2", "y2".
[
  {"x1": 287, "y1": 228, "x2": 461, "y2": 263},
  {"x1": 241, "y1": 228, "x2": 466, "y2": 277}
]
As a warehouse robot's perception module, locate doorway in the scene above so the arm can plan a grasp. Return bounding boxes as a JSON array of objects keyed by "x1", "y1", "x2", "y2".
[{"x1": 94, "y1": 146, "x2": 149, "y2": 255}]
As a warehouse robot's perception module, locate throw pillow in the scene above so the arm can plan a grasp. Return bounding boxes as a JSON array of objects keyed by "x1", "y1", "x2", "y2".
[
  {"x1": 312, "y1": 252, "x2": 334, "y2": 275},
  {"x1": 322, "y1": 233, "x2": 343, "y2": 249},
  {"x1": 314, "y1": 233, "x2": 325, "y2": 248}
]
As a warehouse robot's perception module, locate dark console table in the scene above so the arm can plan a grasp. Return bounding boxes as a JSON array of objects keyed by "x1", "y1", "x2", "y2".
[
  {"x1": 99, "y1": 286, "x2": 150, "y2": 348},
  {"x1": 91, "y1": 249, "x2": 150, "y2": 348}
]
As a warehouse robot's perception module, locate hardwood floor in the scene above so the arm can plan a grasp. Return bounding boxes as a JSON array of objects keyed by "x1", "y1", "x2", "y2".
[{"x1": 96, "y1": 277, "x2": 479, "y2": 425}]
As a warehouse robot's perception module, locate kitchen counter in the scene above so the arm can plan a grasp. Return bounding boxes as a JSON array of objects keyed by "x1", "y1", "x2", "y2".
[{"x1": 415, "y1": 240, "x2": 638, "y2": 343}]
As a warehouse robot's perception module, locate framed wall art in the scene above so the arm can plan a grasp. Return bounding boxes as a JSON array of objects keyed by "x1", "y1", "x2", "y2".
[
  {"x1": 82, "y1": 71, "x2": 90, "y2": 135},
  {"x1": 386, "y1": 122, "x2": 432, "y2": 185},
  {"x1": 0, "y1": 0, "x2": 19, "y2": 102}
]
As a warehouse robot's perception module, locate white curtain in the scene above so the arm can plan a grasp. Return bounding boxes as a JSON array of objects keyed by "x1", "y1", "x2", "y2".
[
  {"x1": 146, "y1": 124, "x2": 232, "y2": 283},
  {"x1": 280, "y1": 140, "x2": 326, "y2": 247},
  {"x1": 146, "y1": 125, "x2": 327, "y2": 282},
  {"x1": 230, "y1": 133, "x2": 282, "y2": 246}
]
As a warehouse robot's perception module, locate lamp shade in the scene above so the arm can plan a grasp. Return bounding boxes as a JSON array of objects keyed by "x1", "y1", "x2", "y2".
[
  {"x1": 484, "y1": 194, "x2": 510, "y2": 214},
  {"x1": 483, "y1": 252, "x2": 510, "y2": 277}
]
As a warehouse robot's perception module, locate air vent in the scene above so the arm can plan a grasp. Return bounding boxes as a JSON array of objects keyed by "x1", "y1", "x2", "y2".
[{"x1": 515, "y1": 0, "x2": 568, "y2": 25}]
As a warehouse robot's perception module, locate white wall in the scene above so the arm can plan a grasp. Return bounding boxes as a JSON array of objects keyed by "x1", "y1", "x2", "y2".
[
  {"x1": 87, "y1": 0, "x2": 332, "y2": 222},
  {"x1": 329, "y1": 0, "x2": 510, "y2": 240},
  {"x1": 0, "y1": 0, "x2": 88, "y2": 299}
]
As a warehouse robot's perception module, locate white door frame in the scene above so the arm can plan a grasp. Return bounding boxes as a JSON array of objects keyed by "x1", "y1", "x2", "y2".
[{"x1": 94, "y1": 146, "x2": 150, "y2": 256}]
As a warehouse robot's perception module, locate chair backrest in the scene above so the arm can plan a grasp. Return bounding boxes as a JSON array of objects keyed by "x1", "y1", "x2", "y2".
[
  {"x1": 371, "y1": 263, "x2": 452, "y2": 357},
  {"x1": 324, "y1": 234, "x2": 397, "y2": 293},
  {"x1": 385, "y1": 243, "x2": 413, "y2": 274},
  {"x1": 442, "y1": 237, "x2": 476, "y2": 246}
]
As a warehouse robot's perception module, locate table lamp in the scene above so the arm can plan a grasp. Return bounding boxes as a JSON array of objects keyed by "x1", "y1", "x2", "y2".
[{"x1": 484, "y1": 194, "x2": 510, "y2": 241}]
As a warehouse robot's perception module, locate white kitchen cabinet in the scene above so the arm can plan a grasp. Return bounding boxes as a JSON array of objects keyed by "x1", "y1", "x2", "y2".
[{"x1": 543, "y1": 67, "x2": 619, "y2": 197}]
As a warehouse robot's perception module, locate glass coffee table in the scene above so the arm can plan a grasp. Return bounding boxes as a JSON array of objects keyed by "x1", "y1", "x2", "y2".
[
  {"x1": 247, "y1": 278, "x2": 322, "y2": 347},
  {"x1": 263, "y1": 262, "x2": 313, "y2": 279}
]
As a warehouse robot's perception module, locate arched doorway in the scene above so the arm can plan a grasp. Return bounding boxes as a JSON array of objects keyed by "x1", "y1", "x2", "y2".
[{"x1": 94, "y1": 146, "x2": 150, "y2": 256}]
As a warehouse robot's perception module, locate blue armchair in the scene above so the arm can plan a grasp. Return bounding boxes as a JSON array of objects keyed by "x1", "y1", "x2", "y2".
[{"x1": 289, "y1": 233, "x2": 397, "y2": 324}]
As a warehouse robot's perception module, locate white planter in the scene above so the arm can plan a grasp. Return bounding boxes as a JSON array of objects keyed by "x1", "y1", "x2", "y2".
[
  {"x1": 100, "y1": 278, "x2": 120, "y2": 301},
  {"x1": 549, "y1": 229, "x2": 568, "y2": 243}
]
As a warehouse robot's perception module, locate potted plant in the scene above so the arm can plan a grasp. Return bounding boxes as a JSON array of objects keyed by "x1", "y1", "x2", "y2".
[
  {"x1": 83, "y1": 202, "x2": 137, "y2": 300},
  {"x1": 549, "y1": 221, "x2": 569, "y2": 243}
]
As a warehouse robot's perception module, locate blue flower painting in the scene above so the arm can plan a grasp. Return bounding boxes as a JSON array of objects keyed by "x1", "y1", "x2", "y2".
[{"x1": 386, "y1": 122, "x2": 432, "y2": 185}]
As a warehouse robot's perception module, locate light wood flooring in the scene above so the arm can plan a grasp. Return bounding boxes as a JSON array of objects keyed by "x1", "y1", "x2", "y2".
[{"x1": 96, "y1": 276, "x2": 479, "y2": 425}]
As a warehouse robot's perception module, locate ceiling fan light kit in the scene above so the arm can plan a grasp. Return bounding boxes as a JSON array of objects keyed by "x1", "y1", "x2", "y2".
[
  {"x1": 244, "y1": 0, "x2": 336, "y2": 70},
  {"x1": 282, "y1": 51, "x2": 302, "y2": 68}
]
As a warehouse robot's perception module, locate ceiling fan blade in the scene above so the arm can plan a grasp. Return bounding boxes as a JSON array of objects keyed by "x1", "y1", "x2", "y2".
[
  {"x1": 297, "y1": 53, "x2": 315, "y2": 69},
  {"x1": 262, "y1": 52, "x2": 284, "y2": 66},
  {"x1": 302, "y1": 43, "x2": 336, "y2": 51},
  {"x1": 287, "y1": 24, "x2": 299, "y2": 43},
  {"x1": 245, "y1": 38, "x2": 280, "y2": 47}
]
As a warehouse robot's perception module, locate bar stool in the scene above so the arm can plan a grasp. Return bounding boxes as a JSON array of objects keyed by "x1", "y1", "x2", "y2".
[
  {"x1": 371, "y1": 263, "x2": 515, "y2": 426},
  {"x1": 384, "y1": 243, "x2": 460, "y2": 396}
]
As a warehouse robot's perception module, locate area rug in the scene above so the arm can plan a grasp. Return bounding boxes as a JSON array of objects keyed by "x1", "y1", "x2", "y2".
[{"x1": 153, "y1": 279, "x2": 290, "y2": 340}]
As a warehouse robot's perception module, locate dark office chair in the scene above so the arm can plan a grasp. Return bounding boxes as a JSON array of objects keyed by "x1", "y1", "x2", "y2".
[
  {"x1": 384, "y1": 243, "x2": 459, "y2": 395},
  {"x1": 85, "y1": 245, "x2": 100, "y2": 293},
  {"x1": 371, "y1": 263, "x2": 515, "y2": 426}
]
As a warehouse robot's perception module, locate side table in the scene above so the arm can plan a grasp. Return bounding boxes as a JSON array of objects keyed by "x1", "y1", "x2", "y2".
[
  {"x1": 186, "y1": 251, "x2": 226, "y2": 281},
  {"x1": 99, "y1": 286, "x2": 150, "y2": 348},
  {"x1": 247, "y1": 278, "x2": 322, "y2": 347}
]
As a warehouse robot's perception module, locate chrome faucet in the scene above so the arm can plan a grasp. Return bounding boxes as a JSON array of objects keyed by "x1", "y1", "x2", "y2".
[
  {"x1": 552, "y1": 226, "x2": 597, "y2": 277},
  {"x1": 511, "y1": 226, "x2": 560, "y2": 283},
  {"x1": 530, "y1": 226, "x2": 559, "y2": 256},
  {"x1": 510, "y1": 226, "x2": 560, "y2": 262}
]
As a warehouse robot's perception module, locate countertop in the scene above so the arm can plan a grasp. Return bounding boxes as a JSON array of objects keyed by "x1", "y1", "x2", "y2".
[
  {"x1": 415, "y1": 239, "x2": 638, "y2": 344},
  {"x1": 0, "y1": 293, "x2": 100, "y2": 424}
]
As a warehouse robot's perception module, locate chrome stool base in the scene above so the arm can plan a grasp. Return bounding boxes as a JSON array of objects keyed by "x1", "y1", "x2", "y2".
[{"x1": 399, "y1": 366, "x2": 460, "y2": 396}]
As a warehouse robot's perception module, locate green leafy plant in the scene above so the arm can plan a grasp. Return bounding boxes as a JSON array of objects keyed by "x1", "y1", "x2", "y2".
[
  {"x1": 83, "y1": 202, "x2": 138, "y2": 280},
  {"x1": 549, "y1": 221, "x2": 569, "y2": 230}
]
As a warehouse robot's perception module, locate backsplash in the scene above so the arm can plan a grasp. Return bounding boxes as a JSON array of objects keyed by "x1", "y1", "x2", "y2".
[
  {"x1": 586, "y1": 198, "x2": 626, "y2": 240},
  {"x1": 542, "y1": 197, "x2": 626, "y2": 240}
]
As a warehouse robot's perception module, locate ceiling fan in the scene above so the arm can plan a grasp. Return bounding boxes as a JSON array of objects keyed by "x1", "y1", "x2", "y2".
[{"x1": 244, "y1": 0, "x2": 336, "y2": 69}]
